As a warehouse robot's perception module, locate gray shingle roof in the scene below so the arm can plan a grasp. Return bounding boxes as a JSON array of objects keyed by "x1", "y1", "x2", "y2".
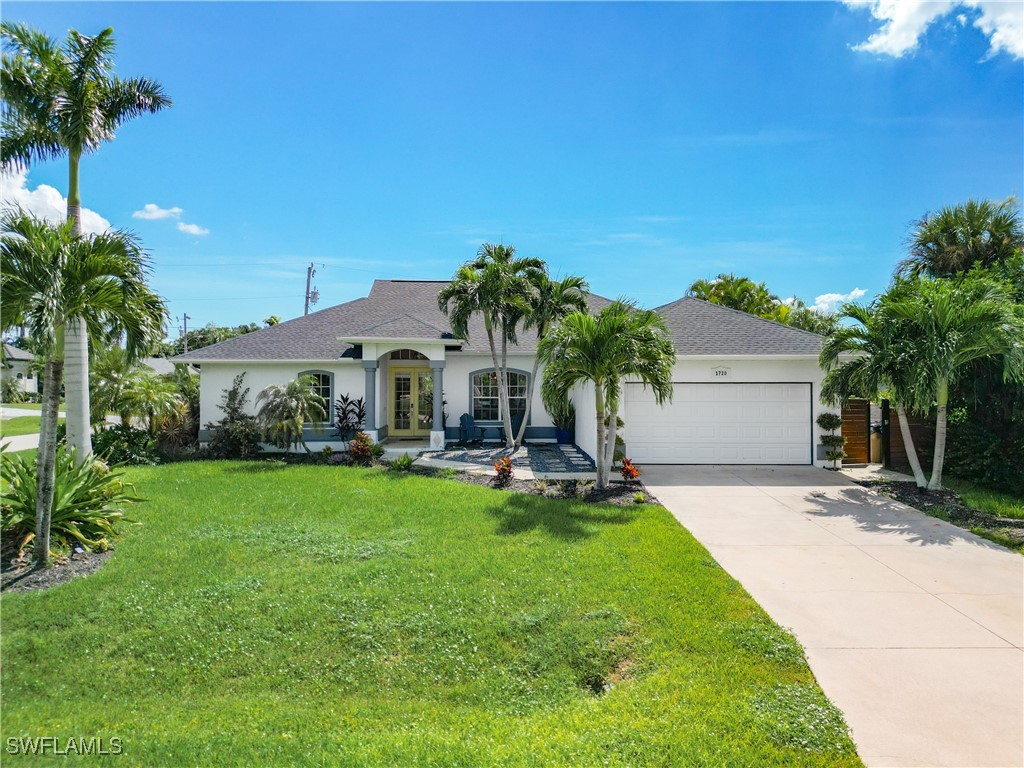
[
  {"x1": 171, "y1": 281, "x2": 823, "y2": 362},
  {"x1": 173, "y1": 280, "x2": 613, "y2": 362},
  {"x1": 655, "y1": 296, "x2": 824, "y2": 355},
  {"x1": 2, "y1": 343, "x2": 34, "y2": 362}
]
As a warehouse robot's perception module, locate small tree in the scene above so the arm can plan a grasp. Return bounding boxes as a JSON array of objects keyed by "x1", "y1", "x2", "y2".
[
  {"x1": 204, "y1": 374, "x2": 261, "y2": 459},
  {"x1": 816, "y1": 412, "x2": 845, "y2": 470},
  {"x1": 255, "y1": 375, "x2": 327, "y2": 453}
]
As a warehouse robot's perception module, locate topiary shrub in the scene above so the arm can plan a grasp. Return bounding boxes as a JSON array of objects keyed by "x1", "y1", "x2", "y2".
[{"x1": 816, "y1": 412, "x2": 845, "y2": 469}]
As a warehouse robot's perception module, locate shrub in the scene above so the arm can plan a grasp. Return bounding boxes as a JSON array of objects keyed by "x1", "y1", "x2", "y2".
[
  {"x1": 1, "y1": 376, "x2": 26, "y2": 403},
  {"x1": 620, "y1": 458, "x2": 640, "y2": 481},
  {"x1": 632, "y1": 492, "x2": 646, "y2": 505},
  {"x1": 93, "y1": 423, "x2": 160, "y2": 466},
  {"x1": 205, "y1": 374, "x2": 262, "y2": 459},
  {"x1": 1, "y1": 446, "x2": 141, "y2": 557},
  {"x1": 390, "y1": 452, "x2": 414, "y2": 472},
  {"x1": 348, "y1": 432, "x2": 383, "y2": 466},
  {"x1": 493, "y1": 456, "x2": 514, "y2": 487},
  {"x1": 816, "y1": 412, "x2": 845, "y2": 469},
  {"x1": 334, "y1": 394, "x2": 366, "y2": 440}
]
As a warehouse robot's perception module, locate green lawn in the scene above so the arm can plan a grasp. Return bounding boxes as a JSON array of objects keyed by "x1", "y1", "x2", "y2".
[
  {"x1": 0, "y1": 415, "x2": 64, "y2": 438},
  {"x1": 0, "y1": 402, "x2": 63, "y2": 412},
  {"x1": 944, "y1": 476, "x2": 1024, "y2": 520},
  {"x1": 0, "y1": 462, "x2": 860, "y2": 766}
]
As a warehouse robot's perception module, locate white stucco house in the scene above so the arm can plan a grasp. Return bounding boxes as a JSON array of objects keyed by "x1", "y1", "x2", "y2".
[
  {"x1": 1, "y1": 343, "x2": 38, "y2": 396},
  {"x1": 173, "y1": 279, "x2": 837, "y2": 467}
]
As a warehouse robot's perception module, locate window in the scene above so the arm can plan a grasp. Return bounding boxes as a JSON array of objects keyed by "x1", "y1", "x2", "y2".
[
  {"x1": 472, "y1": 371, "x2": 527, "y2": 422},
  {"x1": 16, "y1": 373, "x2": 23, "y2": 379},
  {"x1": 390, "y1": 349, "x2": 427, "y2": 361},
  {"x1": 300, "y1": 371, "x2": 332, "y2": 420}
]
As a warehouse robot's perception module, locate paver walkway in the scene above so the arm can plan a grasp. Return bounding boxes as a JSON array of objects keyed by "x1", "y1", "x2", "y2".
[
  {"x1": 427, "y1": 443, "x2": 595, "y2": 473},
  {"x1": 644, "y1": 464, "x2": 1023, "y2": 768}
]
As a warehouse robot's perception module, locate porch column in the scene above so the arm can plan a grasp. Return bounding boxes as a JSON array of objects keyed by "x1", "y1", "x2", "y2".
[
  {"x1": 362, "y1": 360, "x2": 379, "y2": 443},
  {"x1": 430, "y1": 361, "x2": 445, "y2": 449}
]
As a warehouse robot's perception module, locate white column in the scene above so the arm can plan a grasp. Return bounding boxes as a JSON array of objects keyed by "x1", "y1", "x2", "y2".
[
  {"x1": 362, "y1": 360, "x2": 379, "y2": 443},
  {"x1": 429, "y1": 360, "x2": 445, "y2": 449}
]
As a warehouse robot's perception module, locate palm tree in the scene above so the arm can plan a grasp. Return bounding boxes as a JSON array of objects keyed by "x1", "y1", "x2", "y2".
[
  {"x1": 820, "y1": 298, "x2": 930, "y2": 488},
  {"x1": 121, "y1": 373, "x2": 184, "y2": 436},
  {"x1": 1, "y1": 210, "x2": 167, "y2": 567},
  {"x1": 883, "y1": 277, "x2": 1024, "y2": 490},
  {"x1": 255, "y1": 376, "x2": 328, "y2": 453},
  {"x1": 2, "y1": 22, "x2": 171, "y2": 461},
  {"x1": 898, "y1": 198, "x2": 1023, "y2": 278},
  {"x1": 90, "y1": 347, "x2": 183, "y2": 433},
  {"x1": 438, "y1": 243, "x2": 545, "y2": 448},
  {"x1": 514, "y1": 273, "x2": 589, "y2": 446},
  {"x1": 539, "y1": 301, "x2": 675, "y2": 489},
  {"x1": 688, "y1": 273, "x2": 783, "y2": 319}
]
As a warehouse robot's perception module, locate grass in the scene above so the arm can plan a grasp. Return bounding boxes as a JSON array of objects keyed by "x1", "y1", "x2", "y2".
[
  {"x1": 0, "y1": 402, "x2": 64, "y2": 412},
  {"x1": 943, "y1": 476, "x2": 1024, "y2": 520},
  {"x1": 0, "y1": 415, "x2": 63, "y2": 438},
  {"x1": 0, "y1": 462, "x2": 860, "y2": 766}
]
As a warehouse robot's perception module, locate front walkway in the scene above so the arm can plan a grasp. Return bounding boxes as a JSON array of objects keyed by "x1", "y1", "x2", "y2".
[{"x1": 643, "y1": 464, "x2": 1023, "y2": 768}]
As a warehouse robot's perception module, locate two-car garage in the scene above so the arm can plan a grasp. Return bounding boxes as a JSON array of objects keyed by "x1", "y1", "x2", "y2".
[{"x1": 623, "y1": 382, "x2": 814, "y2": 465}]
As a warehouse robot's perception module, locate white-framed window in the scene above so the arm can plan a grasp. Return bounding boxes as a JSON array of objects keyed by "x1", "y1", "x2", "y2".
[
  {"x1": 299, "y1": 370, "x2": 332, "y2": 421},
  {"x1": 471, "y1": 370, "x2": 527, "y2": 422}
]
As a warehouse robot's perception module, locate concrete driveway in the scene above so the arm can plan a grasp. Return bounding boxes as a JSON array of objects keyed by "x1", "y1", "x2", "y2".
[{"x1": 644, "y1": 464, "x2": 1023, "y2": 768}]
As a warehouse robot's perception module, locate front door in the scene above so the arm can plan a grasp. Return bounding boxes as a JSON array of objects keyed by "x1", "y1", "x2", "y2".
[{"x1": 391, "y1": 368, "x2": 434, "y2": 438}]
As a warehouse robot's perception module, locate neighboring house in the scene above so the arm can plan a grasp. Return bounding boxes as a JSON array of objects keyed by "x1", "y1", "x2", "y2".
[
  {"x1": 1, "y1": 343, "x2": 38, "y2": 395},
  {"x1": 172, "y1": 280, "x2": 836, "y2": 466}
]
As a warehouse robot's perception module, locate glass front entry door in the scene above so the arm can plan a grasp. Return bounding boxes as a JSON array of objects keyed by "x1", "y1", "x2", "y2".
[{"x1": 391, "y1": 368, "x2": 433, "y2": 438}]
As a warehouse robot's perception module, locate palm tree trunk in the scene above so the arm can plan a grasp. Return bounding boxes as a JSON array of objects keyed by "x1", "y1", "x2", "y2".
[
  {"x1": 64, "y1": 316, "x2": 92, "y2": 462},
  {"x1": 499, "y1": 330, "x2": 513, "y2": 449},
  {"x1": 604, "y1": 391, "x2": 619, "y2": 486},
  {"x1": 34, "y1": 357, "x2": 64, "y2": 569},
  {"x1": 928, "y1": 378, "x2": 948, "y2": 491},
  {"x1": 515, "y1": 356, "x2": 540, "y2": 447},
  {"x1": 484, "y1": 321, "x2": 513, "y2": 450},
  {"x1": 895, "y1": 404, "x2": 928, "y2": 489},
  {"x1": 595, "y1": 384, "x2": 608, "y2": 489},
  {"x1": 64, "y1": 151, "x2": 93, "y2": 464}
]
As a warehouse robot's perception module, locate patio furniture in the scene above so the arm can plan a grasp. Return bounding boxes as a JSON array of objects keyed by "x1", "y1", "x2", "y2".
[{"x1": 458, "y1": 413, "x2": 485, "y2": 443}]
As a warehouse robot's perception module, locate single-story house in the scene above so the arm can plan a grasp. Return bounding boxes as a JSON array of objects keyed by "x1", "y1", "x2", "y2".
[
  {"x1": 1, "y1": 343, "x2": 38, "y2": 395},
  {"x1": 173, "y1": 279, "x2": 836, "y2": 467}
]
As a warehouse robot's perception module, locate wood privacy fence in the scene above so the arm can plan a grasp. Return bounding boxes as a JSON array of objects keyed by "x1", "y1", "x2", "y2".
[{"x1": 840, "y1": 399, "x2": 934, "y2": 472}]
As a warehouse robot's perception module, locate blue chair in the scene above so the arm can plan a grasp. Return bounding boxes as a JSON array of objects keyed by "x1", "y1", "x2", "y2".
[{"x1": 459, "y1": 413, "x2": 485, "y2": 443}]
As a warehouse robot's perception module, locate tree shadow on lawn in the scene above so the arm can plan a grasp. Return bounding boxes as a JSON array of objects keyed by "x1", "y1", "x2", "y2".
[{"x1": 488, "y1": 493, "x2": 637, "y2": 541}]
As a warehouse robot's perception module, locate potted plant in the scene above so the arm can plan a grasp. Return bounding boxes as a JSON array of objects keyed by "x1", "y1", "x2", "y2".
[{"x1": 550, "y1": 397, "x2": 575, "y2": 445}]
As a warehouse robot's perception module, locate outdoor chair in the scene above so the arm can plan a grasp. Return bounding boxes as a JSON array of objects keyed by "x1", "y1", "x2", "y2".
[{"x1": 458, "y1": 413, "x2": 485, "y2": 443}]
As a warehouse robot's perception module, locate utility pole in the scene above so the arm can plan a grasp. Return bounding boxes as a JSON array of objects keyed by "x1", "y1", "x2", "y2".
[
  {"x1": 304, "y1": 262, "x2": 320, "y2": 315},
  {"x1": 182, "y1": 313, "x2": 191, "y2": 354}
]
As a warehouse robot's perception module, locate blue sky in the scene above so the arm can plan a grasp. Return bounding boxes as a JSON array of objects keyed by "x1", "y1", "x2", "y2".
[{"x1": 3, "y1": 1, "x2": 1022, "y2": 333}]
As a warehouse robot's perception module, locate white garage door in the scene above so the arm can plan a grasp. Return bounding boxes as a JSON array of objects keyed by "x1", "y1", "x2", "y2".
[{"x1": 624, "y1": 382, "x2": 812, "y2": 465}]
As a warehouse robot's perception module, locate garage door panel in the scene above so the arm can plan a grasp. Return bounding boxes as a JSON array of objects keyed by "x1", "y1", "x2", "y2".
[{"x1": 625, "y1": 382, "x2": 811, "y2": 465}]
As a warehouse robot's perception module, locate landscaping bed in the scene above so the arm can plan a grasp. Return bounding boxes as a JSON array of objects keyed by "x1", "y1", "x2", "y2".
[
  {"x1": 1, "y1": 541, "x2": 112, "y2": 593},
  {"x1": 854, "y1": 479, "x2": 1024, "y2": 552}
]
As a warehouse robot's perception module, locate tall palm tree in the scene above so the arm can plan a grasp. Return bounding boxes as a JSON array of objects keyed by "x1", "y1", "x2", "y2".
[
  {"x1": 539, "y1": 301, "x2": 675, "y2": 489},
  {"x1": 514, "y1": 273, "x2": 589, "y2": 446},
  {"x1": 884, "y1": 277, "x2": 1024, "y2": 490},
  {"x1": 898, "y1": 198, "x2": 1023, "y2": 279},
  {"x1": 255, "y1": 376, "x2": 328, "y2": 453},
  {"x1": 438, "y1": 243, "x2": 545, "y2": 448},
  {"x1": 1, "y1": 210, "x2": 167, "y2": 567},
  {"x1": 2, "y1": 22, "x2": 171, "y2": 461},
  {"x1": 820, "y1": 297, "x2": 930, "y2": 488},
  {"x1": 120, "y1": 373, "x2": 184, "y2": 436}
]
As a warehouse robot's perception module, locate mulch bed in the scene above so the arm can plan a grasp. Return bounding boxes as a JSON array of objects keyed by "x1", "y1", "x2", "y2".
[
  {"x1": 1, "y1": 537, "x2": 113, "y2": 594},
  {"x1": 408, "y1": 465, "x2": 656, "y2": 507},
  {"x1": 854, "y1": 480, "x2": 1024, "y2": 549}
]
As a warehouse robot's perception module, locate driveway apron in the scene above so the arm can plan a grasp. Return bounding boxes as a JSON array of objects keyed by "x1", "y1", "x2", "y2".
[{"x1": 644, "y1": 464, "x2": 1023, "y2": 768}]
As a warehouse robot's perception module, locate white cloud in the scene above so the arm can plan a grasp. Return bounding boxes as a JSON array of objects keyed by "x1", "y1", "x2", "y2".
[
  {"x1": 844, "y1": 0, "x2": 1023, "y2": 59},
  {"x1": 812, "y1": 288, "x2": 867, "y2": 313},
  {"x1": 133, "y1": 203, "x2": 183, "y2": 220},
  {"x1": 177, "y1": 222, "x2": 209, "y2": 236},
  {"x1": 0, "y1": 169, "x2": 111, "y2": 235}
]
